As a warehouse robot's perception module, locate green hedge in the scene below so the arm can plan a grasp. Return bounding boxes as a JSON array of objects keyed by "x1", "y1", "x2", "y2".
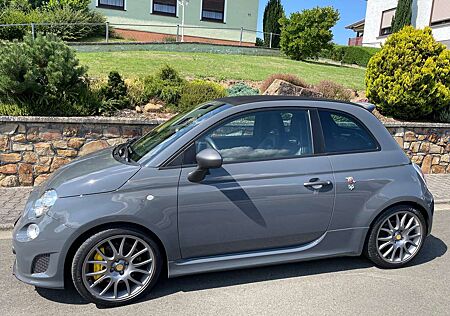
[
  {"x1": 0, "y1": 5, "x2": 105, "y2": 41},
  {"x1": 319, "y1": 45, "x2": 380, "y2": 67}
]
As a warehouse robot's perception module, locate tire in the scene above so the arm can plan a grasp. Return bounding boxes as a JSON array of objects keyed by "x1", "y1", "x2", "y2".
[
  {"x1": 365, "y1": 205, "x2": 426, "y2": 269},
  {"x1": 71, "y1": 228, "x2": 162, "y2": 307}
]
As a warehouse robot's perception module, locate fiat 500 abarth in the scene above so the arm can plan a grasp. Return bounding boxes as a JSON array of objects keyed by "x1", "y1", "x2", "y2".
[{"x1": 13, "y1": 96, "x2": 434, "y2": 306}]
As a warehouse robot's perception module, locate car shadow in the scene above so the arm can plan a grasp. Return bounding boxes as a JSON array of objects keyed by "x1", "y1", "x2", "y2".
[{"x1": 35, "y1": 234, "x2": 447, "y2": 307}]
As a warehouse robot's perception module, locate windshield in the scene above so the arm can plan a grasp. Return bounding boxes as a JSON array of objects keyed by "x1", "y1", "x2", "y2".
[{"x1": 130, "y1": 101, "x2": 232, "y2": 162}]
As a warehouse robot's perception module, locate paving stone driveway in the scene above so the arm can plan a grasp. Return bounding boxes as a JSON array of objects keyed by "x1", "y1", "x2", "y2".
[{"x1": 0, "y1": 174, "x2": 449, "y2": 230}]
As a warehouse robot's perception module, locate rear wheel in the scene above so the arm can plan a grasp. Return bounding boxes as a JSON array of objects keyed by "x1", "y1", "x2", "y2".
[
  {"x1": 366, "y1": 205, "x2": 426, "y2": 268},
  {"x1": 71, "y1": 228, "x2": 162, "y2": 307}
]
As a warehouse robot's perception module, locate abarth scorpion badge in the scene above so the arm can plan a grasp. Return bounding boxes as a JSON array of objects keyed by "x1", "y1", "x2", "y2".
[{"x1": 346, "y1": 177, "x2": 356, "y2": 191}]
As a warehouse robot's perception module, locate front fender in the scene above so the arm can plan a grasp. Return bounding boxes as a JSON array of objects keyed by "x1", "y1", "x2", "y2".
[{"x1": 48, "y1": 189, "x2": 180, "y2": 261}]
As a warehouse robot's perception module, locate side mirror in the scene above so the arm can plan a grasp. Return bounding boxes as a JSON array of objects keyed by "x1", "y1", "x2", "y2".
[{"x1": 188, "y1": 149, "x2": 223, "y2": 182}]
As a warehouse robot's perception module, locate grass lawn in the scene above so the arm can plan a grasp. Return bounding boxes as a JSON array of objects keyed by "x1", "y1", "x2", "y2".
[{"x1": 77, "y1": 50, "x2": 366, "y2": 90}]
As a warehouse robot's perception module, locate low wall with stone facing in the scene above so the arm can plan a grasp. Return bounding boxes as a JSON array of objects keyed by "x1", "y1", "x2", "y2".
[
  {"x1": 0, "y1": 116, "x2": 161, "y2": 187},
  {"x1": 385, "y1": 122, "x2": 450, "y2": 174},
  {"x1": 0, "y1": 117, "x2": 449, "y2": 187}
]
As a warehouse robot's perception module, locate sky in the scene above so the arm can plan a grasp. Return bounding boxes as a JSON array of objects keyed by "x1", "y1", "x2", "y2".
[{"x1": 258, "y1": 0, "x2": 368, "y2": 45}]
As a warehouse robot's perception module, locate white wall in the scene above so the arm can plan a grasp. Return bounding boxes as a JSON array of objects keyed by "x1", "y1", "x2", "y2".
[
  {"x1": 414, "y1": 0, "x2": 450, "y2": 45},
  {"x1": 363, "y1": 0, "x2": 398, "y2": 47},
  {"x1": 363, "y1": 0, "x2": 450, "y2": 48}
]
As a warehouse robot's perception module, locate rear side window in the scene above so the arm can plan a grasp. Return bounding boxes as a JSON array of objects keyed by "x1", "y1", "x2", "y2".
[{"x1": 319, "y1": 110, "x2": 378, "y2": 153}]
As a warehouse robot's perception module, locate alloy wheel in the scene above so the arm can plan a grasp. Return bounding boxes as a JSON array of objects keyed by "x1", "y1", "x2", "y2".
[
  {"x1": 376, "y1": 211, "x2": 423, "y2": 264},
  {"x1": 81, "y1": 235, "x2": 156, "y2": 302}
]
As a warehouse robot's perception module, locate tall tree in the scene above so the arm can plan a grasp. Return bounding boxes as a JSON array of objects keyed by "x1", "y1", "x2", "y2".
[
  {"x1": 279, "y1": 6, "x2": 339, "y2": 61},
  {"x1": 263, "y1": 0, "x2": 285, "y2": 48},
  {"x1": 392, "y1": 0, "x2": 413, "y2": 33}
]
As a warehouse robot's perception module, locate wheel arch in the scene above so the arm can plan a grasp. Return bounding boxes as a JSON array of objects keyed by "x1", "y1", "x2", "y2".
[
  {"x1": 63, "y1": 221, "x2": 168, "y2": 288},
  {"x1": 363, "y1": 200, "x2": 431, "y2": 251}
]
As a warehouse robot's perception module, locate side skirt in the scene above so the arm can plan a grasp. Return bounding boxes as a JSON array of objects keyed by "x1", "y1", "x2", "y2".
[{"x1": 168, "y1": 227, "x2": 369, "y2": 278}]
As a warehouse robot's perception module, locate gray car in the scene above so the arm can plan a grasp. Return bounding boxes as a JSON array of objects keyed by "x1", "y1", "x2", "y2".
[{"x1": 12, "y1": 96, "x2": 434, "y2": 307}]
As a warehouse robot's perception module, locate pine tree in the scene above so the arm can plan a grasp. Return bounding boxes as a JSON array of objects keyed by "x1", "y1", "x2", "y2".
[
  {"x1": 392, "y1": 0, "x2": 413, "y2": 33},
  {"x1": 263, "y1": 0, "x2": 285, "y2": 48}
]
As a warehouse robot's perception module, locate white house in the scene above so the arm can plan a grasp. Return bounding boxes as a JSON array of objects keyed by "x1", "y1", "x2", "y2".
[{"x1": 346, "y1": 0, "x2": 450, "y2": 48}]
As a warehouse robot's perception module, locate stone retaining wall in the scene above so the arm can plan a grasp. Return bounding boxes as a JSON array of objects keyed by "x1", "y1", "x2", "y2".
[
  {"x1": 0, "y1": 116, "x2": 161, "y2": 187},
  {"x1": 385, "y1": 122, "x2": 450, "y2": 174},
  {"x1": 0, "y1": 117, "x2": 449, "y2": 187}
]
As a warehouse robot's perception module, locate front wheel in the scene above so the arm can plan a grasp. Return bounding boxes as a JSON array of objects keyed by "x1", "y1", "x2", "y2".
[
  {"x1": 71, "y1": 228, "x2": 162, "y2": 307},
  {"x1": 366, "y1": 205, "x2": 426, "y2": 268}
]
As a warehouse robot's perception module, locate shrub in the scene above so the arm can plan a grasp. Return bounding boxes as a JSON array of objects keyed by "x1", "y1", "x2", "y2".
[
  {"x1": 320, "y1": 45, "x2": 380, "y2": 67},
  {"x1": 0, "y1": 102, "x2": 30, "y2": 115},
  {"x1": 255, "y1": 37, "x2": 265, "y2": 47},
  {"x1": 126, "y1": 78, "x2": 146, "y2": 106},
  {"x1": 158, "y1": 64, "x2": 183, "y2": 82},
  {"x1": 98, "y1": 71, "x2": 130, "y2": 115},
  {"x1": 316, "y1": 80, "x2": 352, "y2": 101},
  {"x1": 143, "y1": 65, "x2": 185, "y2": 106},
  {"x1": 434, "y1": 106, "x2": 450, "y2": 123},
  {"x1": 0, "y1": 5, "x2": 105, "y2": 41},
  {"x1": 46, "y1": 0, "x2": 91, "y2": 11},
  {"x1": 0, "y1": 6, "x2": 32, "y2": 40},
  {"x1": 279, "y1": 6, "x2": 339, "y2": 60},
  {"x1": 34, "y1": 7, "x2": 106, "y2": 41},
  {"x1": 179, "y1": 80, "x2": 227, "y2": 112},
  {"x1": 260, "y1": 73, "x2": 308, "y2": 93},
  {"x1": 163, "y1": 35, "x2": 177, "y2": 43},
  {"x1": 366, "y1": 26, "x2": 450, "y2": 121},
  {"x1": 0, "y1": 34, "x2": 89, "y2": 116},
  {"x1": 228, "y1": 83, "x2": 259, "y2": 96}
]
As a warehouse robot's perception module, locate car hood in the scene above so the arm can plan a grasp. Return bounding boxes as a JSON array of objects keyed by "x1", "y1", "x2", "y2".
[{"x1": 41, "y1": 148, "x2": 141, "y2": 198}]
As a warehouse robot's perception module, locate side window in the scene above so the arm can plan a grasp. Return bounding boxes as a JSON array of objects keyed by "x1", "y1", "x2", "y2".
[
  {"x1": 195, "y1": 109, "x2": 313, "y2": 163},
  {"x1": 319, "y1": 110, "x2": 378, "y2": 153},
  {"x1": 211, "y1": 115, "x2": 256, "y2": 138}
]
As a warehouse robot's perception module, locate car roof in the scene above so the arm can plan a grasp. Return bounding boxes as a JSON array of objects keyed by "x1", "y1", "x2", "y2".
[{"x1": 216, "y1": 96, "x2": 375, "y2": 112}]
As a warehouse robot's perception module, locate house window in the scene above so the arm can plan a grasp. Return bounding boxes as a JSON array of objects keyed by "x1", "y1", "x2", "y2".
[
  {"x1": 153, "y1": 0, "x2": 177, "y2": 16},
  {"x1": 431, "y1": 0, "x2": 450, "y2": 26},
  {"x1": 380, "y1": 8, "x2": 396, "y2": 36},
  {"x1": 202, "y1": 0, "x2": 225, "y2": 23},
  {"x1": 98, "y1": 0, "x2": 125, "y2": 10}
]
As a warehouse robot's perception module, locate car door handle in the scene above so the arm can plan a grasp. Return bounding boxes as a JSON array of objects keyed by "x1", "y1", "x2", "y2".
[{"x1": 303, "y1": 180, "x2": 332, "y2": 189}]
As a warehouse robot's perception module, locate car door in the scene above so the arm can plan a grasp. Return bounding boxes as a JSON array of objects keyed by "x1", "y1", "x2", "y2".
[
  {"x1": 177, "y1": 108, "x2": 335, "y2": 259},
  {"x1": 317, "y1": 109, "x2": 385, "y2": 230}
]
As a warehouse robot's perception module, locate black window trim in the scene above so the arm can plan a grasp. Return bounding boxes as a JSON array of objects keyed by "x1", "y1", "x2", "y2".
[
  {"x1": 317, "y1": 108, "x2": 381, "y2": 156},
  {"x1": 159, "y1": 106, "x2": 382, "y2": 170},
  {"x1": 97, "y1": 0, "x2": 125, "y2": 10},
  {"x1": 379, "y1": 7, "x2": 396, "y2": 37},
  {"x1": 152, "y1": 0, "x2": 177, "y2": 17},
  {"x1": 160, "y1": 107, "x2": 317, "y2": 169},
  {"x1": 201, "y1": 0, "x2": 226, "y2": 23}
]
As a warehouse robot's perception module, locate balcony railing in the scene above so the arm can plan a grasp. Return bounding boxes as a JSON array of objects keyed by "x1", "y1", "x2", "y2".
[{"x1": 348, "y1": 36, "x2": 363, "y2": 46}]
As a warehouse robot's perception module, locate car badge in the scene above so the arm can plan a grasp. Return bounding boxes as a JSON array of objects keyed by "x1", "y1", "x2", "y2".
[{"x1": 346, "y1": 177, "x2": 356, "y2": 191}]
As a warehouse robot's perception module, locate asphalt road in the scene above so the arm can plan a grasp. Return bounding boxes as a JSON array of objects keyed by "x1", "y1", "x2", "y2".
[{"x1": 1, "y1": 210, "x2": 449, "y2": 316}]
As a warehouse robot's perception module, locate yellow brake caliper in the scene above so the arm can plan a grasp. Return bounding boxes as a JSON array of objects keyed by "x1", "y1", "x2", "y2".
[{"x1": 93, "y1": 247, "x2": 105, "y2": 281}]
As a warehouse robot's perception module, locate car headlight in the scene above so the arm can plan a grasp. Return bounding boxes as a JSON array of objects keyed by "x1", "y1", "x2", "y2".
[{"x1": 32, "y1": 190, "x2": 58, "y2": 218}]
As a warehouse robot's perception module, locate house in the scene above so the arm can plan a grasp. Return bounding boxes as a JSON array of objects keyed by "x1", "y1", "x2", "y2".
[
  {"x1": 345, "y1": 19, "x2": 365, "y2": 46},
  {"x1": 346, "y1": 0, "x2": 450, "y2": 48},
  {"x1": 90, "y1": 0, "x2": 259, "y2": 46}
]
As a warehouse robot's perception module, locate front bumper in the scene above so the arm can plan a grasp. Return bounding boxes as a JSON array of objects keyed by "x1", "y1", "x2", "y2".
[{"x1": 12, "y1": 213, "x2": 75, "y2": 289}]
